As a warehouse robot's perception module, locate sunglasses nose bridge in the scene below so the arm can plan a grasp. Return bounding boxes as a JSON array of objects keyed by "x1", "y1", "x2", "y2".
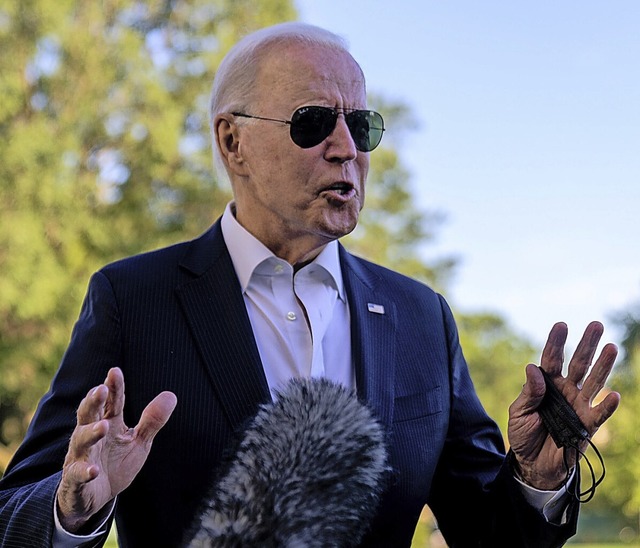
[{"x1": 324, "y1": 112, "x2": 359, "y2": 157}]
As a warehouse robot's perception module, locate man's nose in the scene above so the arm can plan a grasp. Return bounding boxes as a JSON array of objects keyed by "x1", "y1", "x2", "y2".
[{"x1": 323, "y1": 115, "x2": 358, "y2": 162}]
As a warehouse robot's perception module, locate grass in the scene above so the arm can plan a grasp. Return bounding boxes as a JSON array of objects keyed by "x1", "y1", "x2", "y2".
[
  {"x1": 105, "y1": 525, "x2": 633, "y2": 547},
  {"x1": 105, "y1": 527, "x2": 117, "y2": 547}
]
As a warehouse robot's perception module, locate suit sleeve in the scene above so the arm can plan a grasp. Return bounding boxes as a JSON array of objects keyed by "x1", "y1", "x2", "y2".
[
  {"x1": 428, "y1": 294, "x2": 579, "y2": 548},
  {"x1": 0, "y1": 272, "x2": 120, "y2": 547}
]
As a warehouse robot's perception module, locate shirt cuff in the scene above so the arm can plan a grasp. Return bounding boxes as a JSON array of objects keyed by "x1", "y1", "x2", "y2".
[
  {"x1": 53, "y1": 498, "x2": 116, "y2": 547},
  {"x1": 515, "y1": 469, "x2": 575, "y2": 524}
]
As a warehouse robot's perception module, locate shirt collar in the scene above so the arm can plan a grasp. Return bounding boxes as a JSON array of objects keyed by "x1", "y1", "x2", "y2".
[{"x1": 220, "y1": 202, "x2": 346, "y2": 301}]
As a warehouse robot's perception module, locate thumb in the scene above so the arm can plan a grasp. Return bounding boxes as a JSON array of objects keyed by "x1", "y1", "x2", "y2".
[
  {"x1": 136, "y1": 391, "x2": 177, "y2": 443},
  {"x1": 512, "y1": 364, "x2": 546, "y2": 416}
]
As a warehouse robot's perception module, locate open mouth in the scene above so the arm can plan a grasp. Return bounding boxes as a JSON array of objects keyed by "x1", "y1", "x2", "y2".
[{"x1": 325, "y1": 182, "x2": 354, "y2": 196}]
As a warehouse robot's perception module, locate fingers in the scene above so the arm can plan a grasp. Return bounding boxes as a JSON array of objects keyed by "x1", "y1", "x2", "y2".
[
  {"x1": 539, "y1": 322, "x2": 568, "y2": 377},
  {"x1": 523, "y1": 363, "x2": 546, "y2": 408},
  {"x1": 567, "y1": 321, "x2": 604, "y2": 384},
  {"x1": 538, "y1": 321, "x2": 619, "y2": 432},
  {"x1": 75, "y1": 367, "x2": 176, "y2": 449},
  {"x1": 509, "y1": 363, "x2": 546, "y2": 420},
  {"x1": 580, "y1": 342, "x2": 618, "y2": 401},
  {"x1": 541, "y1": 321, "x2": 611, "y2": 390},
  {"x1": 135, "y1": 391, "x2": 178, "y2": 444},
  {"x1": 75, "y1": 367, "x2": 125, "y2": 426},
  {"x1": 67, "y1": 403, "x2": 109, "y2": 458},
  {"x1": 76, "y1": 384, "x2": 108, "y2": 426},
  {"x1": 69, "y1": 368, "x2": 125, "y2": 462},
  {"x1": 104, "y1": 367, "x2": 126, "y2": 418},
  {"x1": 62, "y1": 417, "x2": 108, "y2": 507},
  {"x1": 592, "y1": 390, "x2": 621, "y2": 428}
]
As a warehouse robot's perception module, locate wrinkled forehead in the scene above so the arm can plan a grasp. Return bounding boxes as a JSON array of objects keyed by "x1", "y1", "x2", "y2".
[{"x1": 253, "y1": 41, "x2": 367, "y2": 108}]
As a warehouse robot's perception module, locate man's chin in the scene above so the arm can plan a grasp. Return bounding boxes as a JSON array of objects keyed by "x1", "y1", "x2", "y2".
[
  {"x1": 320, "y1": 218, "x2": 358, "y2": 241},
  {"x1": 319, "y1": 205, "x2": 360, "y2": 237}
]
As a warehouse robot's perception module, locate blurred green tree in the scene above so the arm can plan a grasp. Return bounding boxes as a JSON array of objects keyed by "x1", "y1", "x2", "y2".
[
  {"x1": 589, "y1": 304, "x2": 640, "y2": 538},
  {"x1": 0, "y1": 0, "x2": 455, "y2": 470},
  {"x1": 1, "y1": 0, "x2": 301, "y2": 468},
  {"x1": 457, "y1": 312, "x2": 537, "y2": 435}
]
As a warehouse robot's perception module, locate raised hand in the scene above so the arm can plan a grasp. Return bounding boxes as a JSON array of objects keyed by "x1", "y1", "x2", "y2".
[
  {"x1": 56, "y1": 367, "x2": 177, "y2": 532},
  {"x1": 508, "y1": 321, "x2": 620, "y2": 490}
]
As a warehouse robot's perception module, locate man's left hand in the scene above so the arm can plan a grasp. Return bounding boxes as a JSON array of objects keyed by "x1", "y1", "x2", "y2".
[{"x1": 508, "y1": 321, "x2": 620, "y2": 490}]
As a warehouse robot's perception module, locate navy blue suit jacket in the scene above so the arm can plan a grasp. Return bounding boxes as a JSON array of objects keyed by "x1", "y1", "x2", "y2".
[{"x1": 0, "y1": 220, "x2": 578, "y2": 547}]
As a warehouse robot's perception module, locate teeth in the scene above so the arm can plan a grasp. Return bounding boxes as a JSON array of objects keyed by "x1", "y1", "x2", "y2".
[{"x1": 330, "y1": 183, "x2": 350, "y2": 193}]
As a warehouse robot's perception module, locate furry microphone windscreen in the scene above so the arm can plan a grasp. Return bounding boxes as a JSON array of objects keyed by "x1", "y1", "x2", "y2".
[{"x1": 185, "y1": 377, "x2": 388, "y2": 548}]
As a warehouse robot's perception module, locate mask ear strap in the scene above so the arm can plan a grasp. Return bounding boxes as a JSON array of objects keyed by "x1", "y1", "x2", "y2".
[
  {"x1": 575, "y1": 438, "x2": 606, "y2": 503},
  {"x1": 565, "y1": 438, "x2": 606, "y2": 503}
]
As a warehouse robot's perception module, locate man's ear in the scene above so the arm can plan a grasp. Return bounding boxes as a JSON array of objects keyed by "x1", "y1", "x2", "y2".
[{"x1": 214, "y1": 114, "x2": 248, "y2": 176}]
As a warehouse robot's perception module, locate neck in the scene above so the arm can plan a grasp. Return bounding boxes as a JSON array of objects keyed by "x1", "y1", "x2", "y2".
[{"x1": 230, "y1": 203, "x2": 331, "y2": 268}]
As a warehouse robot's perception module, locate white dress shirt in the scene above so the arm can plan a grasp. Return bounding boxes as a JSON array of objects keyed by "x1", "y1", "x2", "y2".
[{"x1": 220, "y1": 202, "x2": 354, "y2": 395}]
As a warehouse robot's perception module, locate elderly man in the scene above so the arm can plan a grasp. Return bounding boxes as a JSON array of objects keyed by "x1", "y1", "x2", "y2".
[{"x1": 0, "y1": 21, "x2": 619, "y2": 547}]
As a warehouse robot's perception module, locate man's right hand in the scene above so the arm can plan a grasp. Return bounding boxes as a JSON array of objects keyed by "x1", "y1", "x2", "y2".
[{"x1": 56, "y1": 367, "x2": 177, "y2": 533}]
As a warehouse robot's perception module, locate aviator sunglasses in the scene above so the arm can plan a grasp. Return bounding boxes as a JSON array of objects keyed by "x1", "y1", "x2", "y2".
[{"x1": 232, "y1": 106, "x2": 385, "y2": 152}]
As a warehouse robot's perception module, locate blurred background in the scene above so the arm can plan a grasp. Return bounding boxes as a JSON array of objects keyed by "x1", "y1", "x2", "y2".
[{"x1": 1, "y1": 1, "x2": 638, "y2": 545}]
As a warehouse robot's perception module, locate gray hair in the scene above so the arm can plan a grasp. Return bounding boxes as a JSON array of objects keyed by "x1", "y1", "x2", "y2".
[{"x1": 209, "y1": 22, "x2": 359, "y2": 183}]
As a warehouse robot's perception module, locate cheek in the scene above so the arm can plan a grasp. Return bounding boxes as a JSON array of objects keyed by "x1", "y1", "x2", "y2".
[
  {"x1": 245, "y1": 145, "x2": 289, "y2": 190},
  {"x1": 245, "y1": 129, "x2": 289, "y2": 167},
  {"x1": 358, "y1": 154, "x2": 370, "y2": 176},
  {"x1": 357, "y1": 158, "x2": 369, "y2": 201}
]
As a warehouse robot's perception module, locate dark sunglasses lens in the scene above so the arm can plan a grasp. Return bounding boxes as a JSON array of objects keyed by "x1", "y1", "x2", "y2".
[
  {"x1": 289, "y1": 107, "x2": 384, "y2": 151},
  {"x1": 346, "y1": 110, "x2": 385, "y2": 152},
  {"x1": 290, "y1": 107, "x2": 337, "y2": 148}
]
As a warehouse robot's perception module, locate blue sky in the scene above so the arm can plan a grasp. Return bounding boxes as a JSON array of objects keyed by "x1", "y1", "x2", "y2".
[{"x1": 296, "y1": 0, "x2": 640, "y2": 351}]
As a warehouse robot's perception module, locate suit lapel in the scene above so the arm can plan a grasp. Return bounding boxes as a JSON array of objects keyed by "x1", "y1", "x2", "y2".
[
  {"x1": 340, "y1": 247, "x2": 396, "y2": 430},
  {"x1": 175, "y1": 221, "x2": 270, "y2": 429},
  {"x1": 174, "y1": 227, "x2": 397, "y2": 431}
]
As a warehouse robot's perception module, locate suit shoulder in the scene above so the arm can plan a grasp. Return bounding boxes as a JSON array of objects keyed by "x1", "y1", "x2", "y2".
[
  {"x1": 100, "y1": 239, "x2": 191, "y2": 278},
  {"x1": 346, "y1": 253, "x2": 440, "y2": 298},
  {"x1": 98, "y1": 222, "x2": 221, "y2": 282}
]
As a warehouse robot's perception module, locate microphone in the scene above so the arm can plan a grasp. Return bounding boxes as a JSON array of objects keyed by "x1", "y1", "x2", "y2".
[{"x1": 185, "y1": 377, "x2": 388, "y2": 547}]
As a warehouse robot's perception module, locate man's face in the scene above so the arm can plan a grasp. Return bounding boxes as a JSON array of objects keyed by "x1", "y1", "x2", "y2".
[{"x1": 230, "y1": 42, "x2": 370, "y2": 263}]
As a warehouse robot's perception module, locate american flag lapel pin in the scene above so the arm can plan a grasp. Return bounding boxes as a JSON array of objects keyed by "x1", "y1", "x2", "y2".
[{"x1": 367, "y1": 303, "x2": 385, "y2": 315}]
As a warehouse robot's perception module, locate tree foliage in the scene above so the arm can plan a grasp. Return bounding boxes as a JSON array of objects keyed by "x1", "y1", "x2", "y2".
[
  {"x1": 456, "y1": 313, "x2": 537, "y2": 435},
  {"x1": 596, "y1": 305, "x2": 640, "y2": 526},
  {"x1": 1, "y1": 0, "x2": 300, "y2": 467},
  {"x1": 0, "y1": 0, "x2": 455, "y2": 470}
]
